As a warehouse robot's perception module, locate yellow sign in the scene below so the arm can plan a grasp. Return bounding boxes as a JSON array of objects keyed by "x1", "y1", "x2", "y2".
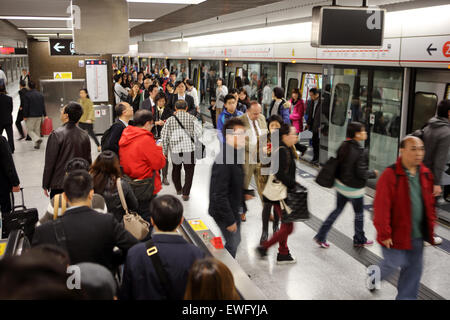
[
  {"x1": 292, "y1": 48, "x2": 295, "y2": 56},
  {"x1": 188, "y1": 219, "x2": 208, "y2": 232},
  {"x1": 0, "y1": 242, "x2": 6, "y2": 257},
  {"x1": 53, "y1": 72, "x2": 73, "y2": 80},
  {"x1": 344, "y1": 69, "x2": 357, "y2": 76}
]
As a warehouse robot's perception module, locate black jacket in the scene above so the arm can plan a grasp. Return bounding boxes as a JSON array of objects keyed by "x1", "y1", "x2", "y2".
[
  {"x1": 23, "y1": 89, "x2": 46, "y2": 118},
  {"x1": 43, "y1": 122, "x2": 92, "y2": 190},
  {"x1": 306, "y1": 98, "x2": 321, "y2": 132},
  {"x1": 98, "y1": 177, "x2": 139, "y2": 223},
  {"x1": 0, "y1": 93, "x2": 13, "y2": 125},
  {"x1": 0, "y1": 136, "x2": 19, "y2": 195},
  {"x1": 169, "y1": 94, "x2": 196, "y2": 116},
  {"x1": 104, "y1": 120, "x2": 127, "y2": 156},
  {"x1": 152, "y1": 106, "x2": 173, "y2": 139},
  {"x1": 128, "y1": 93, "x2": 141, "y2": 113},
  {"x1": 120, "y1": 234, "x2": 205, "y2": 300},
  {"x1": 141, "y1": 97, "x2": 154, "y2": 112},
  {"x1": 274, "y1": 144, "x2": 297, "y2": 189},
  {"x1": 32, "y1": 206, "x2": 138, "y2": 271},
  {"x1": 18, "y1": 87, "x2": 28, "y2": 109},
  {"x1": 336, "y1": 139, "x2": 376, "y2": 189},
  {"x1": 209, "y1": 144, "x2": 245, "y2": 227}
]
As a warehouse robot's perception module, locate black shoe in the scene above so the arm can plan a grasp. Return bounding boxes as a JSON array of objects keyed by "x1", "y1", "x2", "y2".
[
  {"x1": 26, "y1": 136, "x2": 32, "y2": 141},
  {"x1": 17, "y1": 136, "x2": 25, "y2": 141},
  {"x1": 276, "y1": 253, "x2": 297, "y2": 265},
  {"x1": 176, "y1": 190, "x2": 182, "y2": 195},
  {"x1": 182, "y1": 195, "x2": 190, "y2": 201},
  {"x1": 259, "y1": 231, "x2": 268, "y2": 245},
  {"x1": 162, "y1": 177, "x2": 170, "y2": 186},
  {"x1": 255, "y1": 246, "x2": 268, "y2": 259},
  {"x1": 35, "y1": 139, "x2": 43, "y2": 149}
]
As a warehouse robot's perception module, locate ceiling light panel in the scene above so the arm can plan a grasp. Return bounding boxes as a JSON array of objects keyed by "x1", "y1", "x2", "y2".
[{"x1": 127, "y1": 0, "x2": 205, "y2": 4}]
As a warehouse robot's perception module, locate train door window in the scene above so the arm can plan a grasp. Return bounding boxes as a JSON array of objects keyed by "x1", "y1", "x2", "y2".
[
  {"x1": 193, "y1": 68, "x2": 199, "y2": 89},
  {"x1": 331, "y1": 83, "x2": 351, "y2": 126},
  {"x1": 412, "y1": 92, "x2": 438, "y2": 132},
  {"x1": 227, "y1": 72, "x2": 235, "y2": 89},
  {"x1": 301, "y1": 73, "x2": 322, "y2": 101},
  {"x1": 235, "y1": 67, "x2": 243, "y2": 89},
  {"x1": 286, "y1": 78, "x2": 299, "y2": 99},
  {"x1": 445, "y1": 83, "x2": 450, "y2": 99}
]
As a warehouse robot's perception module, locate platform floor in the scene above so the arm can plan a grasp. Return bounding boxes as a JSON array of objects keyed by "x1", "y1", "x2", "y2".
[{"x1": 3, "y1": 81, "x2": 449, "y2": 300}]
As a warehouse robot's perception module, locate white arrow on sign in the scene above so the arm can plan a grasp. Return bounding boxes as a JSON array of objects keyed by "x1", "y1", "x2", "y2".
[{"x1": 53, "y1": 42, "x2": 65, "y2": 53}]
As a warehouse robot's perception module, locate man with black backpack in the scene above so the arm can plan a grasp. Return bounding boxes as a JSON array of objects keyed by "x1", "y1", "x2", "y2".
[
  {"x1": 120, "y1": 195, "x2": 204, "y2": 300},
  {"x1": 101, "y1": 102, "x2": 133, "y2": 157}
]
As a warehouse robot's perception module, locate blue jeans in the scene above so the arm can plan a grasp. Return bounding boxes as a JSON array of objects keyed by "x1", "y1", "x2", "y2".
[
  {"x1": 217, "y1": 219, "x2": 241, "y2": 258},
  {"x1": 378, "y1": 238, "x2": 424, "y2": 300},
  {"x1": 315, "y1": 192, "x2": 367, "y2": 244}
]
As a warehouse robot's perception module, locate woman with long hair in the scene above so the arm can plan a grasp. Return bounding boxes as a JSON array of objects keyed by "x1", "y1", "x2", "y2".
[
  {"x1": 128, "y1": 82, "x2": 141, "y2": 113},
  {"x1": 90, "y1": 151, "x2": 138, "y2": 223},
  {"x1": 184, "y1": 257, "x2": 240, "y2": 300},
  {"x1": 238, "y1": 88, "x2": 251, "y2": 110},
  {"x1": 289, "y1": 88, "x2": 306, "y2": 133},
  {"x1": 78, "y1": 88, "x2": 101, "y2": 152}
]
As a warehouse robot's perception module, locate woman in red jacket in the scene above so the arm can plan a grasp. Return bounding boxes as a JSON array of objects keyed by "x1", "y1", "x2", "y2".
[
  {"x1": 289, "y1": 88, "x2": 305, "y2": 134},
  {"x1": 119, "y1": 109, "x2": 166, "y2": 223}
]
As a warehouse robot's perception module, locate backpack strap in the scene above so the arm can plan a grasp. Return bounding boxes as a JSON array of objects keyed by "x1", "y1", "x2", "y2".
[{"x1": 145, "y1": 239, "x2": 174, "y2": 300}]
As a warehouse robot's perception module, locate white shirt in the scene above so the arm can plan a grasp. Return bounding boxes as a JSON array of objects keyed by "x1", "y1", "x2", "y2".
[
  {"x1": 119, "y1": 119, "x2": 128, "y2": 127},
  {"x1": 0, "y1": 69, "x2": 7, "y2": 84},
  {"x1": 177, "y1": 94, "x2": 186, "y2": 101},
  {"x1": 247, "y1": 113, "x2": 261, "y2": 146}
]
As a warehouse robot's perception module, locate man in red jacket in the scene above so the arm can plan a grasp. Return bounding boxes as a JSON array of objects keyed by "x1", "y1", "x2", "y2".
[
  {"x1": 119, "y1": 109, "x2": 166, "y2": 222},
  {"x1": 372, "y1": 136, "x2": 436, "y2": 300}
]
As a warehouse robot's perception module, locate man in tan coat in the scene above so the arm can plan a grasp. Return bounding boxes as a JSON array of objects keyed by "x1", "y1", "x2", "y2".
[{"x1": 239, "y1": 101, "x2": 268, "y2": 221}]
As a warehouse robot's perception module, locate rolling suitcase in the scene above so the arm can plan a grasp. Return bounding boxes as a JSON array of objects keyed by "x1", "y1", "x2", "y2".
[
  {"x1": 2, "y1": 189, "x2": 39, "y2": 241},
  {"x1": 41, "y1": 117, "x2": 53, "y2": 135}
]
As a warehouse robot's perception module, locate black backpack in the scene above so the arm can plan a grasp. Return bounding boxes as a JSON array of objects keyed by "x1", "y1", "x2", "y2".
[
  {"x1": 411, "y1": 123, "x2": 429, "y2": 141},
  {"x1": 100, "y1": 126, "x2": 113, "y2": 151}
]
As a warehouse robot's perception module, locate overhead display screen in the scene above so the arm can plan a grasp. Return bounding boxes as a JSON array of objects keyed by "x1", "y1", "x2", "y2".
[{"x1": 311, "y1": 6, "x2": 385, "y2": 48}]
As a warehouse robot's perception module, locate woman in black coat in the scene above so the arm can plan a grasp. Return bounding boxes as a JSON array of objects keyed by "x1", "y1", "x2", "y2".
[
  {"x1": 257, "y1": 123, "x2": 298, "y2": 264},
  {"x1": 0, "y1": 84, "x2": 14, "y2": 153},
  {"x1": 128, "y1": 83, "x2": 141, "y2": 113}
]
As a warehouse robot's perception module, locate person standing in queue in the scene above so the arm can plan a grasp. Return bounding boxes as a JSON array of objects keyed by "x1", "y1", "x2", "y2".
[
  {"x1": 169, "y1": 81, "x2": 196, "y2": 116},
  {"x1": 305, "y1": 88, "x2": 321, "y2": 165},
  {"x1": 43, "y1": 102, "x2": 91, "y2": 198},
  {"x1": 128, "y1": 82, "x2": 141, "y2": 114},
  {"x1": 208, "y1": 97, "x2": 217, "y2": 129},
  {"x1": 372, "y1": 136, "x2": 436, "y2": 300},
  {"x1": 256, "y1": 123, "x2": 298, "y2": 264},
  {"x1": 0, "y1": 83, "x2": 14, "y2": 153},
  {"x1": 314, "y1": 122, "x2": 378, "y2": 248},
  {"x1": 268, "y1": 87, "x2": 290, "y2": 124},
  {"x1": 215, "y1": 78, "x2": 228, "y2": 125},
  {"x1": 209, "y1": 118, "x2": 249, "y2": 258},
  {"x1": 119, "y1": 110, "x2": 166, "y2": 223},
  {"x1": 78, "y1": 89, "x2": 101, "y2": 152}
]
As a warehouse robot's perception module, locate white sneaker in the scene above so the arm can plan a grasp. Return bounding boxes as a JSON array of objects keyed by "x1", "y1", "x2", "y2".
[{"x1": 434, "y1": 236, "x2": 443, "y2": 245}]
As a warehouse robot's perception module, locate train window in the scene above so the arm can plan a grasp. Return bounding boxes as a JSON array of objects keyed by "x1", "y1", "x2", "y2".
[
  {"x1": 286, "y1": 78, "x2": 299, "y2": 99},
  {"x1": 193, "y1": 68, "x2": 199, "y2": 89},
  {"x1": 445, "y1": 84, "x2": 450, "y2": 100},
  {"x1": 412, "y1": 92, "x2": 438, "y2": 132},
  {"x1": 228, "y1": 72, "x2": 235, "y2": 89},
  {"x1": 301, "y1": 73, "x2": 322, "y2": 101},
  {"x1": 331, "y1": 83, "x2": 351, "y2": 126}
]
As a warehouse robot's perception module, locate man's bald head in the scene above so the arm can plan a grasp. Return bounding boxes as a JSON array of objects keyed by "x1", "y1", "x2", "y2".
[
  {"x1": 400, "y1": 135, "x2": 423, "y2": 149},
  {"x1": 247, "y1": 101, "x2": 262, "y2": 121},
  {"x1": 399, "y1": 135, "x2": 425, "y2": 168}
]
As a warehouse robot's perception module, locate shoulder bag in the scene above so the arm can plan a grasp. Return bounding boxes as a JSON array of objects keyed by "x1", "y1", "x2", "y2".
[
  {"x1": 262, "y1": 147, "x2": 287, "y2": 201},
  {"x1": 53, "y1": 193, "x2": 67, "y2": 220},
  {"x1": 117, "y1": 178, "x2": 150, "y2": 241},
  {"x1": 173, "y1": 114, "x2": 205, "y2": 160}
]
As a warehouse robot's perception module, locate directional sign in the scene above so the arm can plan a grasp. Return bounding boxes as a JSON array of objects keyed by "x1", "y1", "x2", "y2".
[
  {"x1": 49, "y1": 39, "x2": 77, "y2": 56},
  {"x1": 426, "y1": 43, "x2": 437, "y2": 56},
  {"x1": 401, "y1": 36, "x2": 450, "y2": 65}
]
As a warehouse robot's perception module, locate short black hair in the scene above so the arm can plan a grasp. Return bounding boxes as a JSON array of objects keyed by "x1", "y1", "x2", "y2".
[
  {"x1": 114, "y1": 74, "x2": 122, "y2": 82},
  {"x1": 170, "y1": 72, "x2": 176, "y2": 76},
  {"x1": 185, "y1": 79, "x2": 194, "y2": 87},
  {"x1": 19, "y1": 80, "x2": 27, "y2": 87},
  {"x1": 29, "y1": 81, "x2": 36, "y2": 89},
  {"x1": 309, "y1": 87, "x2": 319, "y2": 95},
  {"x1": 224, "y1": 94, "x2": 236, "y2": 105},
  {"x1": 149, "y1": 84, "x2": 158, "y2": 93},
  {"x1": 150, "y1": 195, "x2": 183, "y2": 231},
  {"x1": 133, "y1": 109, "x2": 153, "y2": 127},
  {"x1": 166, "y1": 82, "x2": 174, "y2": 89},
  {"x1": 278, "y1": 123, "x2": 293, "y2": 143},
  {"x1": 229, "y1": 88, "x2": 239, "y2": 95},
  {"x1": 175, "y1": 99, "x2": 188, "y2": 110},
  {"x1": 210, "y1": 97, "x2": 216, "y2": 102},
  {"x1": 154, "y1": 92, "x2": 166, "y2": 105},
  {"x1": 64, "y1": 102, "x2": 83, "y2": 123},
  {"x1": 65, "y1": 157, "x2": 90, "y2": 173},
  {"x1": 63, "y1": 170, "x2": 93, "y2": 202},
  {"x1": 437, "y1": 99, "x2": 450, "y2": 118},
  {"x1": 115, "y1": 103, "x2": 128, "y2": 117},
  {"x1": 273, "y1": 87, "x2": 284, "y2": 99},
  {"x1": 222, "y1": 117, "x2": 245, "y2": 138},
  {"x1": 346, "y1": 122, "x2": 365, "y2": 139},
  {"x1": 267, "y1": 114, "x2": 283, "y2": 127},
  {"x1": 174, "y1": 80, "x2": 185, "y2": 89}
]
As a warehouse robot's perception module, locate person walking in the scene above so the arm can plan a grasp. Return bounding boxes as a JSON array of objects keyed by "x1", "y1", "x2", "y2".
[
  {"x1": 0, "y1": 83, "x2": 14, "y2": 153},
  {"x1": 78, "y1": 89, "x2": 101, "y2": 152},
  {"x1": 15, "y1": 80, "x2": 31, "y2": 141},
  {"x1": 372, "y1": 136, "x2": 436, "y2": 300},
  {"x1": 161, "y1": 100, "x2": 202, "y2": 201},
  {"x1": 256, "y1": 123, "x2": 298, "y2": 264},
  {"x1": 313, "y1": 122, "x2": 378, "y2": 248},
  {"x1": 23, "y1": 81, "x2": 47, "y2": 150}
]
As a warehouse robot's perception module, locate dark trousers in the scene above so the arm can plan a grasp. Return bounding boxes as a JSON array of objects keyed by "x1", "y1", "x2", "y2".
[
  {"x1": 50, "y1": 189, "x2": 64, "y2": 199},
  {"x1": 0, "y1": 124, "x2": 14, "y2": 153},
  {"x1": 312, "y1": 130, "x2": 320, "y2": 161},
  {"x1": 79, "y1": 122, "x2": 100, "y2": 147},
  {"x1": 209, "y1": 109, "x2": 217, "y2": 128},
  {"x1": 171, "y1": 152, "x2": 196, "y2": 196},
  {"x1": 217, "y1": 219, "x2": 241, "y2": 258},
  {"x1": 315, "y1": 192, "x2": 367, "y2": 244},
  {"x1": 262, "y1": 203, "x2": 294, "y2": 255},
  {"x1": 15, "y1": 109, "x2": 29, "y2": 139},
  {"x1": 0, "y1": 192, "x2": 12, "y2": 215}
]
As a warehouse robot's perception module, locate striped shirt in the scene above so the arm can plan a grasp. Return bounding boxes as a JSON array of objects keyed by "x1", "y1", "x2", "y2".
[{"x1": 334, "y1": 179, "x2": 365, "y2": 199}]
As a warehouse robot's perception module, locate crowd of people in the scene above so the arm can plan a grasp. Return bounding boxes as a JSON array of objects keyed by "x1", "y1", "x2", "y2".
[{"x1": 0, "y1": 61, "x2": 449, "y2": 301}]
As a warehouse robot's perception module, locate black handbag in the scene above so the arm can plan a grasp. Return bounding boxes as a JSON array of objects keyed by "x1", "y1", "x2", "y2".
[
  {"x1": 281, "y1": 182, "x2": 310, "y2": 223},
  {"x1": 123, "y1": 173, "x2": 155, "y2": 202},
  {"x1": 2, "y1": 189, "x2": 39, "y2": 241},
  {"x1": 173, "y1": 115, "x2": 205, "y2": 160},
  {"x1": 315, "y1": 156, "x2": 340, "y2": 188}
]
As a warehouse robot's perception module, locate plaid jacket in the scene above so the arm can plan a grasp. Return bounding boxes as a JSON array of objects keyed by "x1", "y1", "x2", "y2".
[{"x1": 161, "y1": 111, "x2": 202, "y2": 154}]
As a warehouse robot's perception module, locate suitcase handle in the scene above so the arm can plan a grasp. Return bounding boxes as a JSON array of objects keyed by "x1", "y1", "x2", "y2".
[{"x1": 10, "y1": 188, "x2": 27, "y2": 213}]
